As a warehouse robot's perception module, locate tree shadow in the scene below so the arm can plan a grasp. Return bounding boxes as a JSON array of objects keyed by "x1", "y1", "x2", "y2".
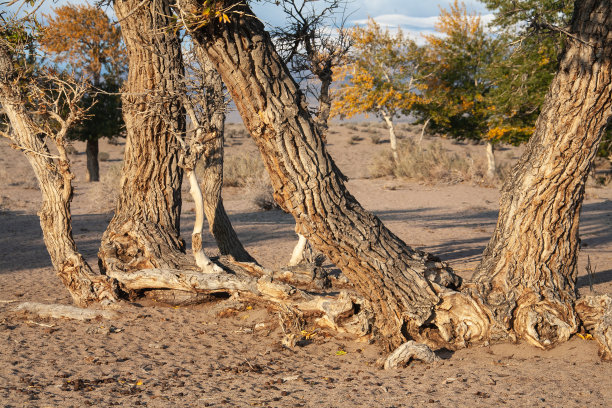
[{"x1": 577, "y1": 268, "x2": 612, "y2": 289}]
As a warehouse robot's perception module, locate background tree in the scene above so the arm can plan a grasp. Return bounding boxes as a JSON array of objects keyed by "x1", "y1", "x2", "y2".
[
  {"x1": 333, "y1": 18, "x2": 421, "y2": 162},
  {"x1": 41, "y1": 3, "x2": 125, "y2": 182},
  {"x1": 271, "y1": 0, "x2": 352, "y2": 142},
  {"x1": 415, "y1": 1, "x2": 501, "y2": 178}
]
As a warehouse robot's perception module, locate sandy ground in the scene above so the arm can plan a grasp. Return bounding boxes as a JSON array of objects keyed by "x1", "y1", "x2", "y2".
[{"x1": 0, "y1": 122, "x2": 611, "y2": 407}]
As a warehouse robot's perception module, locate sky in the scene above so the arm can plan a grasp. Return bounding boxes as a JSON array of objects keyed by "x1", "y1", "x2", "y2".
[{"x1": 4, "y1": 0, "x2": 493, "y2": 39}]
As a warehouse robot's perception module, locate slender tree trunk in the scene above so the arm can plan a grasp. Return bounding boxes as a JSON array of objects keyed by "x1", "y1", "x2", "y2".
[
  {"x1": 0, "y1": 45, "x2": 118, "y2": 306},
  {"x1": 485, "y1": 141, "x2": 495, "y2": 180},
  {"x1": 178, "y1": 0, "x2": 458, "y2": 349},
  {"x1": 99, "y1": 0, "x2": 189, "y2": 274},
  {"x1": 381, "y1": 110, "x2": 399, "y2": 163},
  {"x1": 473, "y1": 0, "x2": 612, "y2": 349},
  {"x1": 419, "y1": 117, "x2": 431, "y2": 145},
  {"x1": 85, "y1": 138, "x2": 99, "y2": 182},
  {"x1": 315, "y1": 72, "x2": 332, "y2": 143},
  {"x1": 192, "y1": 46, "x2": 255, "y2": 263}
]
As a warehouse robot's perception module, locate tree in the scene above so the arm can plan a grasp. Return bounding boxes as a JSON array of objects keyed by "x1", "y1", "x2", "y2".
[
  {"x1": 98, "y1": 0, "x2": 189, "y2": 276},
  {"x1": 175, "y1": 0, "x2": 612, "y2": 358},
  {"x1": 473, "y1": 0, "x2": 612, "y2": 352},
  {"x1": 333, "y1": 18, "x2": 421, "y2": 162},
  {"x1": 271, "y1": 0, "x2": 352, "y2": 142},
  {"x1": 270, "y1": 0, "x2": 352, "y2": 266},
  {"x1": 41, "y1": 3, "x2": 125, "y2": 182},
  {"x1": 185, "y1": 42, "x2": 255, "y2": 263},
  {"x1": 415, "y1": 1, "x2": 502, "y2": 178},
  {"x1": 0, "y1": 16, "x2": 119, "y2": 305}
]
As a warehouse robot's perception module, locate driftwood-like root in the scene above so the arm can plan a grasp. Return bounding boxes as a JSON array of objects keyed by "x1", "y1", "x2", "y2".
[
  {"x1": 576, "y1": 295, "x2": 612, "y2": 360},
  {"x1": 513, "y1": 292, "x2": 577, "y2": 349},
  {"x1": 14, "y1": 302, "x2": 119, "y2": 320},
  {"x1": 383, "y1": 341, "x2": 440, "y2": 369}
]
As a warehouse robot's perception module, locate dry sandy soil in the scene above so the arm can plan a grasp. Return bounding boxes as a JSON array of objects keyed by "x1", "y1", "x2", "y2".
[{"x1": 0, "y1": 122, "x2": 611, "y2": 407}]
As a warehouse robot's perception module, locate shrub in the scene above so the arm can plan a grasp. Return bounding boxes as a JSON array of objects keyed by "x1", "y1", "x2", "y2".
[
  {"x1": 220, "y1": 153, "x2": 267, "y2": 187},
  {"x1": 369, "y1": 139, "x2": 489, "y2": 184},
  {"x1": 98, "y1": 151, "x2": 110, "y2": 161}
]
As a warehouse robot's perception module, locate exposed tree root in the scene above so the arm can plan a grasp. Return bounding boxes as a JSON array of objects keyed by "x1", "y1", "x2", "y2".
[
  {"x1": 575, "y1": 295, "x2": 612, "y2": 360},
  {"x1": 14, "y1": 302, "x2": 119, "y2": 320},
  {"x1": 382, "y1": 341, "x2": 440, "y2": 369}
]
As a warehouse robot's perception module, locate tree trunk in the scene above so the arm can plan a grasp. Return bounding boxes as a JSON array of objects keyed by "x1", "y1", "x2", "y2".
[
  {"x1": 473, "y1": 0, "x2": 612, "y2": 349},
  {"x1": 315, "y1": 72, "x2": 332, "y2": 143},
  {"x1": 0, "y1": 45, "x2": 118, "y2": 306},
  {"x1": 85, "y1": 138, "x2": 99, "y2": 182},
  {"x1": 381, "y1": 110, "x2": 399, "y2": 163},
  {"x1": 192, "y1": 46, "x2": 255, "y2": 263},
  {"x1": 99, "y1": 0, "x2": 190, "y2": 274},
  {"x1": 177, "y1": 0, "x2": 459, "y2": 349},
  {"x1": 485, "y1": 141, "x2": 495, "y2": 180}
]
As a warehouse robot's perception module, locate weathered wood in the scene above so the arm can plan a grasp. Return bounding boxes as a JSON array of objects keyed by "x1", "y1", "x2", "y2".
[
  {"x1": 14, "y1": 302, "x2": 119, "y2": 320},
  {"x1": 473, "y1": 0, "x2": 612, "y2": 349},
  {"x1": 383, "y1": 341, "x2": 440, "y2": 369},
  {"x1": 575, "y1": 295, "x2": 612, "y2": 360}
]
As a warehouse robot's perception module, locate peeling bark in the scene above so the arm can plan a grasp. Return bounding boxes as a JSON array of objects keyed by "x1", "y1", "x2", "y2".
[{"x1": 474, "y1": 0, "x2": 612, "y2": 349}]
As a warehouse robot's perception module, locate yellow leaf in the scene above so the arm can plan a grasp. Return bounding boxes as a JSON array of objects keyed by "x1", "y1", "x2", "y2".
[
  {"x1": 336, "y1": 350, "x2": 347, "y2": 356},
  {"x1": 136, "y1": 380, "x2": 143, "y2": 386}
]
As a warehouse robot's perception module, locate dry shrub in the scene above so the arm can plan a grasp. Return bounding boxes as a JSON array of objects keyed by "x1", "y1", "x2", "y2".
[
  {"x1": 221, "y1": 153, "x2": 267, "y2": 187},
  {"x1": 91, "y1": 163, "x2": 122, "y2": 212},
  {"x1": 369, "y1": 139, "x2": 490, "y2": 184},
  {"x1": 98, "y1": 151, "x2": 110, "y2": 162},
  {"x1": 198, "y1": 153, "x2": 279, "y2": 210}
]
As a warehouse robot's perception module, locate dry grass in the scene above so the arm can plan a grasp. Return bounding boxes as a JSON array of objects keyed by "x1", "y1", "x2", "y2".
[
  {"x1": 369, "y1": 139, "x2": 498, "y2": 184},
  {"x1": 197, "y1": 153, "x2": 279, "y2": 210}
]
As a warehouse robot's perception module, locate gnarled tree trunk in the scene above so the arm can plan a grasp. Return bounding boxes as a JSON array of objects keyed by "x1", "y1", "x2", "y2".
[
  {"x1": 99, "y1": 0, "x2": 190, "y2": 274},
  {"x1": 178, "y1": 0, "x2": 458, "y2": 350},
  {"x1": 0, "y1": 44, "x2": 118, "y2": 306},
  {"x1": 473, "y1": 0, "x2": 612, "y2": 349},
  {"x1": 192, "y1": 46, "x2": 255, "y2": 263}
]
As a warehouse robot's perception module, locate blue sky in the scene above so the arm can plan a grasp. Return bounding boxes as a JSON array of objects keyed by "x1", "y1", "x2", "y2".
[{"x1": 4, "y1": 0, "x2": 492, "y2": 38}]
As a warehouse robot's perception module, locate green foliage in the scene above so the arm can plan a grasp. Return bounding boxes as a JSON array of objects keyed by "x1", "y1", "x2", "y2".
[
  {"x1": 332, "y1": 19, "x2": 422, "y2": 120},
  {"x1": 480, "y1": 0, "x2": 573, "y2": 31},
  {"x1": 414, "y1": 1, "x2": 500, "y2": 142}
]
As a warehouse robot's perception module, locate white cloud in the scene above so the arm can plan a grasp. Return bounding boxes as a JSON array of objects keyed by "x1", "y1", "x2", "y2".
[{"x1": 353, "y1": 14, "x2": 439, "y2": 29}]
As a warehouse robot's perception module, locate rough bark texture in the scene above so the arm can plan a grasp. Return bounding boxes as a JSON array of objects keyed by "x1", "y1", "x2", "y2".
[
  {"x1": 99, "y1": 0, "x2": 190, "y2": 274},
  {"x1": 178, "y1": 0, "x2": 458, "y2": 349},
  {"x1": 192, "y1": 46, "x2": 255, "y2": 262},
  {"x1": 85, "y1": 138, "x2": 99, "y2": 182},
  {"x1": 473, "y1": 0, "x2": 612, "y2": 348},
  {"x1": 0, "y1": 44, "x2": 118, "y2": 306}
]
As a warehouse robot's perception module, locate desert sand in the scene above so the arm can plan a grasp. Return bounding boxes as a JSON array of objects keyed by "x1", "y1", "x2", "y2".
[{"x1": 0, "y1": 122, "x2": 611, "y2": 407}]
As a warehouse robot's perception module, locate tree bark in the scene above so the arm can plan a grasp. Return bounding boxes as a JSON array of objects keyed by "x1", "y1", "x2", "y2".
[
  {"x1": 177, "y1": 0, "x2": 458, "y2": 349},
  {"x1": 192, "y1": 46, "x2": 255, "y2": 263},
  {"x1": 473, "y1": 0, "x2": 612, "y2": 349},
  {"x1": 85, "y1": 138, "x2": 99, "y2": 182},
  {"x1": 315, "y1": 71, "x2": 332, "y2": 143},
  {"x1": 99, "y1": 0, "x2": 190, "y2": 274},
  {"x1": 0, "y1": 45, "x2": 118, "y2": 306}
]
